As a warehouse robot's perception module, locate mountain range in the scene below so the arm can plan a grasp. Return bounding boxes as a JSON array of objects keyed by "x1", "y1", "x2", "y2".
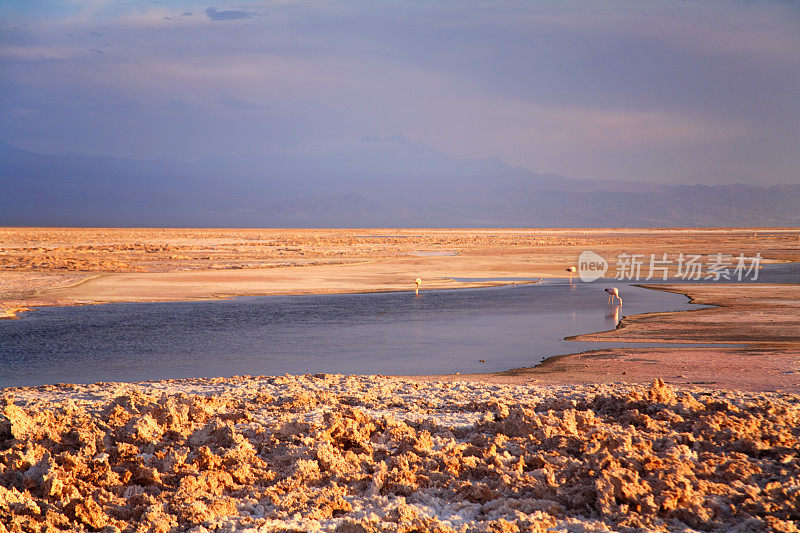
[{"x1": 2, "y1": 139, "x2": 798, "y2": 227}]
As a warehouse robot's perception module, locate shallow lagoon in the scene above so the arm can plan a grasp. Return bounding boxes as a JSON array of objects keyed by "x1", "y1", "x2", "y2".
[
  {"x1": 2, "y1": 280, "x2": 702, "y2": 387},
  {"x1": 4, "y1": 261, "x2": 798, "y2": 388}
]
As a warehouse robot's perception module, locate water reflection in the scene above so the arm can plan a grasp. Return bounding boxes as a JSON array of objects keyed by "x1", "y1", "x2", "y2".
[{"x1": 605, "y1": 305, "x2": 621, "y2": 326}]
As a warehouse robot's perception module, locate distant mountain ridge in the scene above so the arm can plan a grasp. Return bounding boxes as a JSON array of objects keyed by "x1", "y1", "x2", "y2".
[
  {"x1": 1, "y1": 140, "x2": 798, "y2": 227},
  {"x1": 679, "y1": 170, "x2": 779, "y2": 187}
]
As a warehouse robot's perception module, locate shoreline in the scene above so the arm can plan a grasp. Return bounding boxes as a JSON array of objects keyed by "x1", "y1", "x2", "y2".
[
  {"x1": 0, "y1": 275, "x2": 541, "y2": 320},
  {"x1": 3, "y1": 281, "x2": 798, "y2": 393},
  {"x1": 414, "y1": 282, "x2": 800, "y2": 393},
  {"x1": 0, "y1": 307, "x2": 31, "y2": 320}
]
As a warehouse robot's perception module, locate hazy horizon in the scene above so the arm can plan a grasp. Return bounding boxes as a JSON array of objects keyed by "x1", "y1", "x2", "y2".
[{"x1": 2, "y1": 1, "x2": 799, "y2": 185}]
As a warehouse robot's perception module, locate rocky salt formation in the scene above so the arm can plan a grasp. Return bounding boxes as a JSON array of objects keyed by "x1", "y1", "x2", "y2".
[{"x1": 1, "y1": 375, "x2": 798, "y2": 532}]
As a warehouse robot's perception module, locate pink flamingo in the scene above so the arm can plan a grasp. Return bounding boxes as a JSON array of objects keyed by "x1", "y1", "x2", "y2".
[
  {"x1": 566, "y1": 266, "x2": 576, "y2": 284},
  {"x1": 605, "y1": 287, "x2": 622, "y2": 305}
]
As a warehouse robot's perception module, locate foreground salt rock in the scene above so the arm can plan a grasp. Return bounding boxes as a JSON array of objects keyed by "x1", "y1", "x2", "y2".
[{"x1": 1, "y1": 375, "x2": 798, "y2": 532}]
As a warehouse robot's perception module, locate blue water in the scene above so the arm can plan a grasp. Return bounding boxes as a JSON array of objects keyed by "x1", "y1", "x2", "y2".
[
  {"x1": 1, "y1": 262, "x2": 796, "y2": 388},
  {"x1": 1, "y1": 281, "x2": 698, "y2": 388}
]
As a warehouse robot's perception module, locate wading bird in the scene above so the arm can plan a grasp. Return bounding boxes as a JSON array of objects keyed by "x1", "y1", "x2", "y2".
[
  {"x1": 414, "y1": 277, "x2": 422, "y2": 296},
  {"x1": 566, "y1": 266, "x2": 576, "y2": 284},
  {"x1": 605, "y1": 287, "x2": 622, "y2": 305}
]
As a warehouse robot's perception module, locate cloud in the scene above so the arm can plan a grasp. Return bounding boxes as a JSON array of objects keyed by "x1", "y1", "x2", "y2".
[
  {"x1": 2, "y1": 1, "x2": 798, "y2": 182},
  {"x1": 204, "y1": 7, "x2": 250, "y2": 21}
]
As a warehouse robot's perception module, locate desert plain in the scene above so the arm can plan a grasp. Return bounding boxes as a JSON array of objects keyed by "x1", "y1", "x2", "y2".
[{"x1": 1, "y1": 227, "x2": 800, "y2": 531}]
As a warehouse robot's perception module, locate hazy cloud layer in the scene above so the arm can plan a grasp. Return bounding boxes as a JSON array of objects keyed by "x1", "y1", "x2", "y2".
[
  {"x1": 0, "y1": 0, "x2": 798, "y2": 182},
  {"x1": 204, "y1": 7, "x2": 251, "y2": 21}
]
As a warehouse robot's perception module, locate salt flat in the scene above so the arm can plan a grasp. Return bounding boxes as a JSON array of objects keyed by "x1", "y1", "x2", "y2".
[
  {"x1": 2, "y1": 375, "x2": 799, "y2": 532},
  {"x1": 2, "y1": 227, "x2": 798, "y2": 309}
]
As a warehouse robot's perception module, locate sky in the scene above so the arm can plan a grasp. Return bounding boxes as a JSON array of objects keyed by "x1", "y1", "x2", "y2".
[{"x1": 1, "y1": 0, "x2": 799, "y2": 183}]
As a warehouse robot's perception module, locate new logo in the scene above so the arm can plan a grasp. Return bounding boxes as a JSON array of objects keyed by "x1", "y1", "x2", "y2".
[{"x1": 578, "y1": 250, "x2": 608, "y2": 282}]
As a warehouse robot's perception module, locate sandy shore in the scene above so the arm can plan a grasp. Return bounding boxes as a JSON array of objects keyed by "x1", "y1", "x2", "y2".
[
  {"x1": 418, "y1": 283, "x2": 800, "y2": 393},
  {"x1": 2, "y1": 227, "x2": 799, "y2": 309},
  {"x1": 2, "y1": 375, "x2": 799, "y2": 532}
]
